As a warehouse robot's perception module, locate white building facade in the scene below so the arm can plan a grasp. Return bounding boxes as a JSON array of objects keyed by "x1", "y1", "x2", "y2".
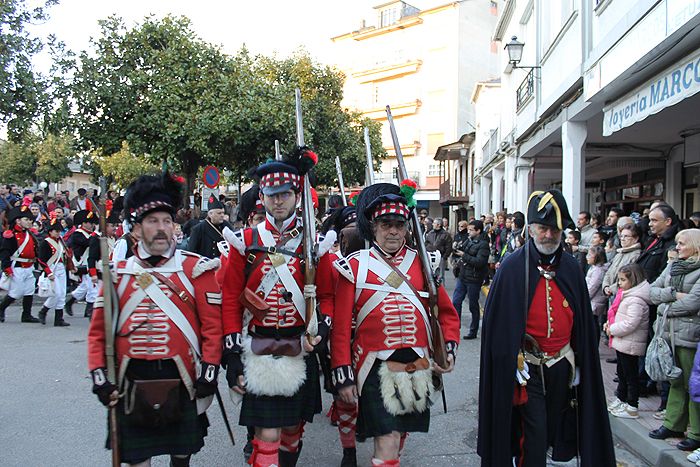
[
  {"x1": 331, "y1": 0, "x2": 499, "y2": 221},
  {"x1": 475, "y1": 0, "x2": 700, "y2": 220}
]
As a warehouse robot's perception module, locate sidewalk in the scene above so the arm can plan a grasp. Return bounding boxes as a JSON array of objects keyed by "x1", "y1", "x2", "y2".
[{"x1": 599, "y1": 342, "x2": 692, "y2": 467}]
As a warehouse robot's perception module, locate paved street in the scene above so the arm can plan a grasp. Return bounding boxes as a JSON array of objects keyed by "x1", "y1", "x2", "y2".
[{"x1": 0, "y1": 276, "x2": 647, "y2": 466}]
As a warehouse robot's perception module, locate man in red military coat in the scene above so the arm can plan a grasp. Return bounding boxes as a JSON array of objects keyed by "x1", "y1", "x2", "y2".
[
  {"x1": 0, "y1": 205, "x2": 49, "y2": 323},
  {"x1": 87, "y1": 172, "x2": 223, "y2": 467},
  {"x1": 330, "y1": 182, "x2": 460, "y2": 467},
  {"x1": 221, "y1": 149, "x2": 336, "y2": 467}
]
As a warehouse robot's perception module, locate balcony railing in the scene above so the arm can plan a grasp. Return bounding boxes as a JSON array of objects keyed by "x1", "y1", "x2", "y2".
[
  {"x1": 439, "y1": 179, "x2": 469, "y2": 205},
  {"x1": 516, "y1": 69, "x2": 534, "y2": 111},
  {"x1": 482, "y1": 128, "x2": 499, "y2": 163}
]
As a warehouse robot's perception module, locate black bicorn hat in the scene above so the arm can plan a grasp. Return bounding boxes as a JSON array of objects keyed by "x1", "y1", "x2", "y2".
[
  {"x1": 47, "y1": 217, "x2": 62, "y2": 232},
  {"x1": 73, "y1": 209, "x2": 98, "y2": 226},
  {"x1": 106, "y1": 209, "x2": 121, "y2": 225},
  {"x1": 526, "y1": 189, "x2": 575, "y2": 230},
  {"x1": 123, "y1": 172, "x2": 185, "y2": 223},
  {"x1": 8, "y1": 205, "x2": 33, "y2": 224},
  {"x1": 207, "y1": 196, "x2": 225, "y2": 211}
]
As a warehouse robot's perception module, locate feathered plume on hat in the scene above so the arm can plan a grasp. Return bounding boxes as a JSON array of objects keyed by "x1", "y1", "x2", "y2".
[
  {"x1": 123, "y1": 171, "x2": 184, "y2": 223},
  {"x1": 355, "y1": 183, "x2": 408, "y2": 242}
]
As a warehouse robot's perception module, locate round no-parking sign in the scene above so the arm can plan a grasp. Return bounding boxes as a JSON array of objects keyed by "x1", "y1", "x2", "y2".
[{"x1": 202, "y1": 165, "x2": 220, "y2": 189}]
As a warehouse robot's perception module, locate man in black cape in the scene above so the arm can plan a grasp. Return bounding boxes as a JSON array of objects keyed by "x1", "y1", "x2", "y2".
[{"x1": 477, "y1": 189, "x2": 615, "y2": 466}]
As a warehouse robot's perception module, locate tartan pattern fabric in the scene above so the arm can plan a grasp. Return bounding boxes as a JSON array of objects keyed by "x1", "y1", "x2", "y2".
[
  {"x1": 260, "y1": 172, "x2": 301, "y2": 192},
  {"x1": 239, "y1": 355, "x2": 321, "y2": 428},
  {"x1": 355, "y1": 360, "x2": 430, "y2": 441},
  {"x1": 107, "y1": 393, "x2": 208, "y2": 463},
  {"x1": 133, "y1": 200, "x2": 173, "y2": 219},
  {"x1": 371, "y1": 201, "x2": 409, "y2": 220}
]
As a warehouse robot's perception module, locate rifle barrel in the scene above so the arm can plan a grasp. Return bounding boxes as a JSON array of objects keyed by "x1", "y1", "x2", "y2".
[
  {"x1": 294, "y1": 88, "x2": 318, "y2": 337},
  {"x1": 274, "y1": 140, "x2": 282, "y2": 161},
  {"x1": 363, "y1": 127, "x2": 375, "y2": 185},
  {"x1": 335, "y1": 156, "x2": 347, "y2": 206}
]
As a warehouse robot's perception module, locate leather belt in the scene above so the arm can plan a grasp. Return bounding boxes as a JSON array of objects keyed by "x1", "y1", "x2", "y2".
[
  {"x1": 524, "y1": 342, "x2": 573, "y2": 368},
  {"x1": 385, "y1": 357, "x2": 430, "y2": 373}
]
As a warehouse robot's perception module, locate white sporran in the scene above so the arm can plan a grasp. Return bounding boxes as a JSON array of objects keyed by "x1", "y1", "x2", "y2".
[
  {"x1": 241, "y1": 335, "x2": 307, "y2": 397},
  {"x1": 378, "y1": 362, "x2": 434, "y2": 416}
]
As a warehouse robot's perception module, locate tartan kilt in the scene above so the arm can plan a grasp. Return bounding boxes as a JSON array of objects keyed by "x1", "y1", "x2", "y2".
[
  {"x1": 240, "y1": 354, "x2": 321, "y2": 428},
  {"x1": 106, "y1": 395, "x2": 209, "y2": 464},
  {"x1": 356, "y1": 360, "x2": 430, "y2": 441}
]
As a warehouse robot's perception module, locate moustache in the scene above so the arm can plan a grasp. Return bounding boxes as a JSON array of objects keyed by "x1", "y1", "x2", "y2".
[{"x1": 153, "y1": 232, "x2": 169, "y2": 240}]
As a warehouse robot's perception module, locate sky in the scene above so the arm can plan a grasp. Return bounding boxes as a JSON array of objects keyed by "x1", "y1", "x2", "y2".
[{"x1": 30, "y1": 0, "x2": 443, "y2": 67}]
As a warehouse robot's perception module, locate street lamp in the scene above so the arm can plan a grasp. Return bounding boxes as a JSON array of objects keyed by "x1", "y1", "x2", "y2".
[{"x1": 505, "y1": 36, "x2": 540, "y2": 69}]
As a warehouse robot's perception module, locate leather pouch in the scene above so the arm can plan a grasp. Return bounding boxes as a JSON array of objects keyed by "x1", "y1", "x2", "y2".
[
  {"x1": 124, "y1": 378, "x2": 183, "y2": 428},
  {"x1": 250, "y1": 332, "x2": 302, "y2": 357},
  {"x1": 239, "y1": 287, "x2": 270, "y2": 322}
]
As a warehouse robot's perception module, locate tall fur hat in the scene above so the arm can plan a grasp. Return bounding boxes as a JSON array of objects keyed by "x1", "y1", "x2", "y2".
[
  {"x1": 123, "y1": 172, "x2": 184, "y2": 223},
  {"x1": 255, "y1": 146, "x2": 318, "y2": 196},
  {"x1": 238, "y1": 184, "x2": 264, "y2": 223}
]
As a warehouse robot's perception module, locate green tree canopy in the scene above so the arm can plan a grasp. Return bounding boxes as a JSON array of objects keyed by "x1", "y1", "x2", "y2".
[
  {"x1": 71, "y1": 15, "x2": 385, "y2": 193},
  {"x1": 94, "y1": 141, "x2": 159, "y2": 189},
  {"x1": 0, "y1": 132, "x2": 76, "y2": 185}
]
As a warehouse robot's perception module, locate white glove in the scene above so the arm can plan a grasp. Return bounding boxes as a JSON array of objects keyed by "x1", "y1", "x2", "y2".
[
  {"x1": 304, "y1": 284, "x2": 316, "y2": 299},
  {"x1": 516, "y1": 361, "x2": 530, "y2": 386},
  {"x1": 572, "y1": 367, "x2": 581, "y2": 386}
]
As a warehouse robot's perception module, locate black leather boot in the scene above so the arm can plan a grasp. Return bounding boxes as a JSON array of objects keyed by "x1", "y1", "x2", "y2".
[
  {"x1": 0, "y1": 295, "x2": 15, "y2": 322},
  {"x1": 20, "y1": 296, "x2": 39, "y2": 323},
  {"x1": 169, "y1": 455, "x2": 190, "y2": 467},
  {"x1": 54, "y1": 309, "x2": 70, "y2": 327},
  {"x1": 38, "y1": 306, "x2": 49, "y2": 325},
  {"x1": 64, "y1": 296, "x2": 75, "y2": 316},
  {"x1": 84, "y1": 302, "x2": 93, "y2": 319},
  {"x1": 279, "y1": 440, "x2": 302, "y2": 467},
  {"x1": 340, "y1": 447, "x2": 357, "y2": 467}
]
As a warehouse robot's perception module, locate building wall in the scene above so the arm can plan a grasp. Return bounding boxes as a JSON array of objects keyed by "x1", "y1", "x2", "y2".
[{"x1": 332, "y1": 0, "x2": 498, "y2": 208}]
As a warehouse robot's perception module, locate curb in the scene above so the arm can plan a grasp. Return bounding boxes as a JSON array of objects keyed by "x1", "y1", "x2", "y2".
[{"x1": 610, "y1": 414, "x2": 691, "y2": 466}]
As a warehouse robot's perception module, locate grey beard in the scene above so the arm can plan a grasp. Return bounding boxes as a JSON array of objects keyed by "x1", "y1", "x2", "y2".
[{"x1": 533, "y1": 240, "x2": 559, "y2": 255}]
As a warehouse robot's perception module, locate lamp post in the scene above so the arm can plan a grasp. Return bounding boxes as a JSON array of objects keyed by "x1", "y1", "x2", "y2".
[{"x1": 504, "y1": 36, "x2": 540, "y2": 70}]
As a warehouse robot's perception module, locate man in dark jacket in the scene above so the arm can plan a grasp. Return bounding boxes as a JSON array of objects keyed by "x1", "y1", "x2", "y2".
[
  {"x1": 637, "y1": 203, "x2": 680, "y2": 283},
  {"x1": 186, "y1": 196, "x2": 232, "y2": 259},
  {"x1": 425, "y1": 217, "x2": 452, "y2": 281},
  {"x1": 478, "y1": 190, "x2": 614, "y2": 467},
  {"x1": 451, "y1": 220, "x2": 469, "y2": 277},
  {"x1": 451, "y1": 220, "x2": 489, "y2": 339}
]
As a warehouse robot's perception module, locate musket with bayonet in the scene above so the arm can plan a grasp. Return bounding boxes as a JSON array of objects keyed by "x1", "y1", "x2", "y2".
[
  {"x1": 334, "y1": 156, "x2": 347, "y2": 206},
  {"x1": 98, "y1": 177, "x2": 120, "y2": 467},
  {"x1": 294, "y1": 89, "x2": 319, "y2": 340},
  {"x1": 363, "y1": 127, "x2": 375, "y2": 186},
  {"x1": 385, "y1": 106, "x2": 450, "y2": 411}
]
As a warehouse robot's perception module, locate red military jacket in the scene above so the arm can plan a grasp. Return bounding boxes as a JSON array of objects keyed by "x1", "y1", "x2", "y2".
[
  {"x1": 526, "y1": 276, "x2": 574, "y2": 355},
  {"x1": 1, "y1": 225, "x2": 48, "y2": 274},
  {"x1": 221, "y1": 216, "x2": 335, "y2": 335},
  {"x1": 330, "y1": 244, "x2": 460, "y2": 393},
  {"x1": 87, "y1": 247, "x2": 223, "y2": 396}
]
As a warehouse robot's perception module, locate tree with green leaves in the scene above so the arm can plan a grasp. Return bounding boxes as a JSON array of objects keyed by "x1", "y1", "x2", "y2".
[
  {"x1": 95, "y1": 141, "x2": 159, "y2": 189},
  {"x1": 0, "y1": 132, "x2": 75, "y2": 185},
  {"x1": 71, "y1": 15, "x2": 385, "y2": 194}
]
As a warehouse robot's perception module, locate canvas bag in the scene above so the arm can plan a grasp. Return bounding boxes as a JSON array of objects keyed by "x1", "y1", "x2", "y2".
[{"x1": 645, "y1": 308, "x2": 682, "y2": 381}]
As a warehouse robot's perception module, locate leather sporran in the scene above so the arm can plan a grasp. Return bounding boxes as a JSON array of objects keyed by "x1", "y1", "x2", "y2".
[
  {"x1": 124, "y1": 378, "x2": 184, "y2": 428},
  {"x1": 249, "y1": 332, "x2": 302, "y2": 357}
]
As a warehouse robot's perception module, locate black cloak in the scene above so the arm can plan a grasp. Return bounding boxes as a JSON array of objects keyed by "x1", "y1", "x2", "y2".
[{"x1": 477, "y1": 240, "x2": 615, "y2": 466}]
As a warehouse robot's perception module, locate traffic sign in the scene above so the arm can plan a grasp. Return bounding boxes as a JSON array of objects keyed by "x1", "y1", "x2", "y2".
[{"x1": 202, "y1": 165, "x2": 220, "y2": 189}]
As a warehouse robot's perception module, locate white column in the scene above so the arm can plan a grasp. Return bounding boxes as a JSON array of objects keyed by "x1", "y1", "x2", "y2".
[
  {"x1": 562, "y1": 120, "x2": 587, "y2": 216},
  {"x1": 666, "y1": 146, "x2": 683, "y2": 210},
  {"x1": 515, "y1": 162, "x2": 532, "y2": 213},
  {"x1": 504, "y1": 154, "x2": 516, "y2": 212},
  {"x1": 492, "y1": 167, "x2": 504, "y2": 213},
  {"x1": 473, "y1": 179, "x2": 482, "y2": 218},
  {"x1": 481, "y1": 177, "x2": 492, "y2": 215}
]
